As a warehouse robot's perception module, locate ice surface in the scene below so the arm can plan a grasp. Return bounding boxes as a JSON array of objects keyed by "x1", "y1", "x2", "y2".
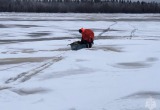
[{"x1": 0, "y1": 13, "x2": 160, "y2": 110}]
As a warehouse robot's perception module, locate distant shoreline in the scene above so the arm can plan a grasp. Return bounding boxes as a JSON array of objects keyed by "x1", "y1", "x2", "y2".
[{"x1": 0, "y1": 1, "x2": 160, "y2": 13}]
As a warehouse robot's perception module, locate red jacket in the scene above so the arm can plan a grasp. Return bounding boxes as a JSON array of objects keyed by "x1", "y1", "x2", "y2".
[{"x1": 81, "y1": 28, "x2": 94, "y2": 43}]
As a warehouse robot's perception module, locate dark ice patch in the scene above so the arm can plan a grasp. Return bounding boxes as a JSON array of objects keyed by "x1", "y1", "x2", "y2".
[
  {"x1": 0, "y1": 24, "x2": 40, "y2": 28},
  {"x1": 146, "y1": 57, "x2": 158, "y2": 62},
  {"x1": 11, "y1": 88, "x2": 50, "y2": 95},
  {"x1": 0, "y1": 24, "x2": 8, "y2": 28},
  {"x1": 121, "y1": 91, "x2": 160, "y2": 99},
  {"x1": 28, "y1": 32, "x2": 51, "y2": 37},
  {"x1": 91, "y1": 45, "x2": 123, "y2": 52},
  {"x1": 115, "y1": 62, "x2": 151, "y2": 69},
  {"x1": 13, "y1": 24, "x2": 40, "y2": 28},
  {"x1": 0, "y1": 57, "x2": 53, "y2": 65},
  {"x1": 0, "y1": 86, "x2": 11, "y2": 91},
  {"x1": 114, "y1": 57, "x2": 158, "y2": 69}
]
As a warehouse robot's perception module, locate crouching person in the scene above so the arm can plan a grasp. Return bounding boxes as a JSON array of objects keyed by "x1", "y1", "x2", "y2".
[
  {"x1": 70, "y1": 28, "x2": 94, "y2": 50},
  {"x1": 79, "y1": 28, "x2": 94, "y2": 48}
]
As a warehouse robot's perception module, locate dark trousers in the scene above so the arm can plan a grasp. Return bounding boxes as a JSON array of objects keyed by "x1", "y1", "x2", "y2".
[{"x1": 81, "y1": 40, "x2": 93, "y2": 48}]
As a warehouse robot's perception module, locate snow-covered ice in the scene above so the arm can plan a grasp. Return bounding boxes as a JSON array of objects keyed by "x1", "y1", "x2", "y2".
[{"x1": 0, "y1": 13, "x2": 160, "y2": 110}]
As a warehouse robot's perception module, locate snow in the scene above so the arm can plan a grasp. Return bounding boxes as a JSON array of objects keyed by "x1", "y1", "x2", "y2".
[{"x1": 0, "y1": 13, "x2": 160, "y2": 110}]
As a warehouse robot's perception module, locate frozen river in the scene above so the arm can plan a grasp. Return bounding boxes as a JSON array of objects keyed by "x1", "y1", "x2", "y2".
[{"x1": 0, "y1": 13, "x2": 160, "y2": 110}]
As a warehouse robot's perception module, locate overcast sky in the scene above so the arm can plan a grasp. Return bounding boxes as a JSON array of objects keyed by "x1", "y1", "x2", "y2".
[{"x1": 131, "y1": 0, "x2": 160, "y2": 2}]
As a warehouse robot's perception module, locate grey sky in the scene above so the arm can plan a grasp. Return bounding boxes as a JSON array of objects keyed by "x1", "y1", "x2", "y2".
[{"x1": 131, "y1": 0, "x2": 160, "y2": 2}]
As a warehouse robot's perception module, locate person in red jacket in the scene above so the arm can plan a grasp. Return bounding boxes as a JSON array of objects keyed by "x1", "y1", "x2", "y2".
[{"x1": 79, "y1": 28, "x2": 94, "y2": 48}]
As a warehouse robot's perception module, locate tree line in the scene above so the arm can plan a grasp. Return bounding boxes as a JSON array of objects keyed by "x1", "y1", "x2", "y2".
[{"x1": 0, "y1": 0, "x2": 160, "y2": 13}]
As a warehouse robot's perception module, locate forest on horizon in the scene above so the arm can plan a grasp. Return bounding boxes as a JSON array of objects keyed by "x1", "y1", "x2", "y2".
[{"x1": 0, "y1": 0, "x2": 160, "y2": 13}]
